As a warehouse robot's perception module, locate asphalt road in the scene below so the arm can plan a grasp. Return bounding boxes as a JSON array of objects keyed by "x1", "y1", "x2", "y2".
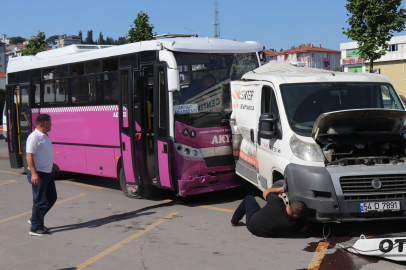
[{"x1": 1, "y1": 138, "x2": 406, "y2": 270}]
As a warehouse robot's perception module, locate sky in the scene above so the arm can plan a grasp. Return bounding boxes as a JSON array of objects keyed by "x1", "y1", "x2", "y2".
[{"x1": 3, "y1": 0, "x2": 406, "y2": 51}]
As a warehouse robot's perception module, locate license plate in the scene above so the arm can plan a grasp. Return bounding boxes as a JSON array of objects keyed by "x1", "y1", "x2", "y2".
[{"x1": 360, "y1": 201, "x2": 401, "y2": 213}]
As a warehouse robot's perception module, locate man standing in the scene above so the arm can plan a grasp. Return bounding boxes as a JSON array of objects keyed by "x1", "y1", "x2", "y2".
[
  {"x1": 26, "y1": 114, "x2": 59, "y2": 236},
  {"x1": 231, "y1": 184, "x2": 310, "y2": 237}
]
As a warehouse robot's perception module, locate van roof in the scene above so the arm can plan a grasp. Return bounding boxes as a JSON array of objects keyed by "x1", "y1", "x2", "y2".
[{"x1": 242, "y1": 61, "x2": 391, "y2": 84}]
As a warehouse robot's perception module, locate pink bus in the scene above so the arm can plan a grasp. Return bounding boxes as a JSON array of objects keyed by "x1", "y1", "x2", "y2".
[{"x1": 6, "y1": 35, "x2": 262, "y2": 198}]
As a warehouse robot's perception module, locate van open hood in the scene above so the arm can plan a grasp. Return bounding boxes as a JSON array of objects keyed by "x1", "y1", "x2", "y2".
[{"x1": 311, "y1": 109, "x2": 406, "y2": 140}]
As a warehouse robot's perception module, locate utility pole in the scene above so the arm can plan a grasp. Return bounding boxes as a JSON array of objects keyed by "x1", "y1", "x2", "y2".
[{"x1": 213, "y1": 1, "x2": 220, "y2": 38}]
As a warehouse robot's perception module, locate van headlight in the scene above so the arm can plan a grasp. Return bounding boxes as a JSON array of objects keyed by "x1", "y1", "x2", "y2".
[{"x1": 289, "y1": 134, "x2": 324, "y2": 162}]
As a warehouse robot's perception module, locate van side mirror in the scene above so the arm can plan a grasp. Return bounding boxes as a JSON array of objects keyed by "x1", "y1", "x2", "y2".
[{"x1": 258, "y1": 113, "x2": 277, "y2": 139}]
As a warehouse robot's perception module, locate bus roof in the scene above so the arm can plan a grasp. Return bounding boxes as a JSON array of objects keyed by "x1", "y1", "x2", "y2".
[
  {"x1": 242, "y1": 61, "x2": 392, "y2": 85},
  {"x1": 7, "y1": 37, "x2": 262, "y2": 73}
]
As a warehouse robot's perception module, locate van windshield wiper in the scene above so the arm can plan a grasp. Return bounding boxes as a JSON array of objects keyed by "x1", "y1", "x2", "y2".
[{"x1": 288, "y1": 120, "x2": 314, "y2": 128}]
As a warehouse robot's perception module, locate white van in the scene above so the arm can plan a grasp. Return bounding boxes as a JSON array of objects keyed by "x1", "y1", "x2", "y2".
[{"x1": 231, "y1": 62, "x2": 406, "y2": 222}]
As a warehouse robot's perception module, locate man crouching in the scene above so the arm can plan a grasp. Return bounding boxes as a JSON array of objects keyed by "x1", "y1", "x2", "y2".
[{"x1": 231, "y1": 183, "x2": 310, "y2": 237}]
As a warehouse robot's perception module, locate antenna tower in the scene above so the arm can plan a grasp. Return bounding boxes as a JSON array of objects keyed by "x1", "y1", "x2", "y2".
[{"x1": 213, "y1": 1, "x2": 220, "y2": 38}]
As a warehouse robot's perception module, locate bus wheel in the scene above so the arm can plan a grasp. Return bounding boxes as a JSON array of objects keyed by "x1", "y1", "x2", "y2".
[{"x1": 119, "y1": 167, "x2": 141, "y2": 198}]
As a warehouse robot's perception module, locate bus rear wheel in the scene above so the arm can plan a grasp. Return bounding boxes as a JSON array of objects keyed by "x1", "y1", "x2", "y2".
[{"x1": 119, "y1": 167, "x2": 142, "y2": 198}]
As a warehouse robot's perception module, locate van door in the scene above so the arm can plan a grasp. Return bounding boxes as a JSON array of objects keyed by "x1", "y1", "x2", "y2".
[
  {"x1": 6, "y1": 84, "x2": 23, "y2": 168},
  {"x1": 257, "y1": 85, "x2": 281, "y2": 189},
  {"x1": 153, "y1": 63, "x2": 175, "y2": 190}
]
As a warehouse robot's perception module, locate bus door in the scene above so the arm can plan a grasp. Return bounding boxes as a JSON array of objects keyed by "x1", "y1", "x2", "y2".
[
  {"x1": 153, "y1": 63, "x2": 175, "y2": 190},
  {"x1": 139, "y1": 66, "x2": 156, "y2": 183},
  {"x1": 118, "y1": 68, "x2": 137, "y2": 184},
  {"x1": 6, "y1": 84, "x2": 23, "y2": 168},
  {"x1": 18, "y1": 83, "x2": 31, "y2": 170}
]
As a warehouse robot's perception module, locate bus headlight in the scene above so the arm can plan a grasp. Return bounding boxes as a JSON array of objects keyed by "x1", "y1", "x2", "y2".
[{"x1": 289, "y1": 134, "x2": 324, "y2": 162}]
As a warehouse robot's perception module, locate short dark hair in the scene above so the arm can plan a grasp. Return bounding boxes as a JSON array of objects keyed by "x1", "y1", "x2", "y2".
[
  {"x1": 36, "y1": 114, "x2": 51, "y2": 126},
  {"x1": 290, "y1": 201, "x2": 308, "y2": 217}
]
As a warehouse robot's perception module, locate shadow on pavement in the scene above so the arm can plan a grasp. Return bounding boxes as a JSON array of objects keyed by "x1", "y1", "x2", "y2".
[{"x1": 50, "y1": 200, "x2": 179, "y2": 233}]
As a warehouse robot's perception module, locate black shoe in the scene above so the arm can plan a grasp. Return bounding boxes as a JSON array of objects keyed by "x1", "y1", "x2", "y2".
[
  {"x1": 28, "y1": 220, "x2": 49, "y2": 231},
  {"x1": 231, "y1": 221, "x2": 238, "y2": 227},
  {"x1": 29, "y1": 228, "x2": 51, "y2": 236}
]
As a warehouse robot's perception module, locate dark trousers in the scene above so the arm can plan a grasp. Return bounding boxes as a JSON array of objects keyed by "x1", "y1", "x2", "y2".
[
  {"x1": 27, "y1": 170, "x2": 57, "y2": 230},
  {"x1": 231, "y1": 195, "x2": 261, "y2": 225}
]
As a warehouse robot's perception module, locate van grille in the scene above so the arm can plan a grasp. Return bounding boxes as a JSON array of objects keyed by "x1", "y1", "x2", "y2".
[{"x1": 340, "y1": 174, "x2": 406, "y2": 201}]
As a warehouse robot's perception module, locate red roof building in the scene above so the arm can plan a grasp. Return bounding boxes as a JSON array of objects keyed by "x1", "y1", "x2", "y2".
[{"x1": 263, "y1": 44, "x2": 341, "y2": 71}]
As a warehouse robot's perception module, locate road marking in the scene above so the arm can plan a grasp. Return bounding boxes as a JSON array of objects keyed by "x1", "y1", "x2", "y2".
[
  {"x1": 0, "y1": 169, "x2": 24, "y2": 176},
  {"x1": 0, "y1": 180, "x2": 17, "y2": 186},
  {"x1": 196, "y1": 205, "x2": 234, "y2": 213},
  {"x1": 58, "y1": 180, "x2": 105, "y2": 190},
  {"x1": 164, "y1": 199, "x2": 234, "y2": 213},
  {"x1": 0, "y1": 194, "x2": 86, "y2": 224},
  {"x1": 75, "y1": 212, "x2": 179, "y2": 270},
  {"x1": 307, "y1": 242, "x2": 329, "y2": 270}
]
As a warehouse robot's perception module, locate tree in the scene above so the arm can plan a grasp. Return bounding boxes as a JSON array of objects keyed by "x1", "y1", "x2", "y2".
[
  {"x1": 98, "y1": 32, "x2": 105, "y2": 45},
  {"x1": 126, "y1": 11, "x2": 156, "y2": 43},
  {"x1": 105, "y1": 37, "x2": 114, "y2": 45},
  {"x1": 343, "y1": 0, "x2": 406, "y2": 72},
  {"x1": 78, "y1": 30, "x2": 83, "y2": 44},
  {"x1": 22, "y1": 31, "x2": 46, "y2": 56},
  {"x1": 46, "y1": 35, "x2": 59, "y2": 45},
  {"x1": 114, "y1": 36, "x2": 126, "y2": 45},
  {"x1": 333, "y1": 66, "x2": 340, "y2": 72},
  {"x1": 9, "y1": 36, "x2": 25, "y2": 44},
  {"x1": 280, "y1": 48, "x2": 283, "y2": 52},
  {"x1": 84, "y1": 30, "x2": 95, "y2": 44}
]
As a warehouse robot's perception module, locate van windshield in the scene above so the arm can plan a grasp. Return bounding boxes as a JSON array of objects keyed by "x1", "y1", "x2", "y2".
[
  {"x1": 280, "y1": 82, "x2": 405, "y2": 135},
  {"x1": 172, "y1": 52, "x2": 259, "y2": 128}
]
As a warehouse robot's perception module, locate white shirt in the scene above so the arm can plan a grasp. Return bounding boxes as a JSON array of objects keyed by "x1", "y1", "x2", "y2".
[{"x1": 26, "y1": 129, "x2": 54, "y2": 173}]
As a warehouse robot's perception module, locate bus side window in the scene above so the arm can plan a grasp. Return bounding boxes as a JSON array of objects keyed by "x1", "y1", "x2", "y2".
[
  {"x1": 103, "y1": 72, "x2": 118, "y2": 105},
  {"x1": 42, "y1": 80, "x2": 56, "y2": 106},
  {"x1": 71, "y1": 75, "x2": 101, "y2": 105}
]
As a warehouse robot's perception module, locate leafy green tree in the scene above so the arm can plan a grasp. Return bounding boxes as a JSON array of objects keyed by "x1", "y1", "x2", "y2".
[
  {"x1": 78, "y1": 30, "x2": 83, "y2": 44},
  {"x1": 343, "y1": 0, "x2": 406, "y2": 72},
  {"x1": 22, "y1": 31, "x2": 46, "y2": 56},
  {"x1": 84, "y1": 30, "x2": 95, "y2": 44},
  {"x1": 280, "y1": 48, "x2": 283, "y2": 52},
  {"x1": 126, "y1": 11, "x2": 156, "y2": 43},
  {"x1": 333, "y1": 67, "x2": 340, "y2": 72},
  {"x1": 46, "y1": 35, "x2": 59, "y2": 45},
  {"x1": 9, "y1": 36, "x2": 25, "y2": 44}
]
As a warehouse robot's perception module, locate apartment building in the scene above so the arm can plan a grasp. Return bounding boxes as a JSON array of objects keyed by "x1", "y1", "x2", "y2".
[
  {"x1": 263, "y1": 44, "x2": 341, "y2": 71},
  {"x1": 341, "y1": 35, "x2": 406, "y2": 98}
]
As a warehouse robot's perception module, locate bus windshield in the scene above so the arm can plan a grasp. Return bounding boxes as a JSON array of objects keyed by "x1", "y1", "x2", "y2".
[
  {"x1": 173, "y1": 52, "x2": 259, "y2": 127},
  {"x1": 280, "y1": 82, "x2": 405, "y2": 136}
]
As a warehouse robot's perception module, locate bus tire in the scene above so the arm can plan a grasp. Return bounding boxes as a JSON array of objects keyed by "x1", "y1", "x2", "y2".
[{"x1": 119, "y1": 167, "x2": 142, "y2": 199}]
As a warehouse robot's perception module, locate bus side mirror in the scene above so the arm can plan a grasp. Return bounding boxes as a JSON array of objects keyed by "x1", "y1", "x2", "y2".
[
  {"x1": 258, "y1": 113, "x2": 277, "y2": 139},
  {"x1": 167, "y1": 69, "x2": 180, "y2": 92}
]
